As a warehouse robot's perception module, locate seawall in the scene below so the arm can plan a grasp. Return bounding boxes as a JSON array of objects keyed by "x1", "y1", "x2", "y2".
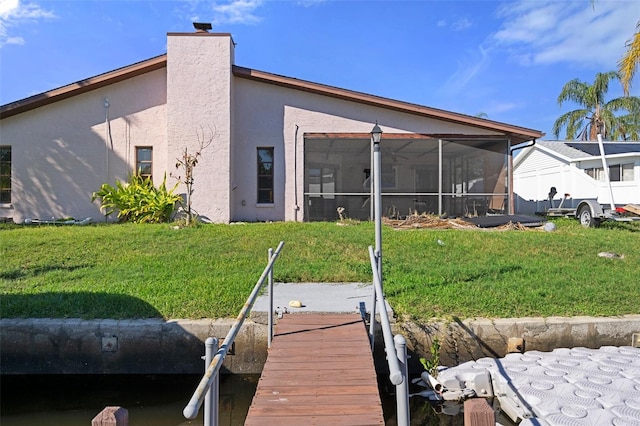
[{"x1": 1, "y1": 315, "x2": 638, "y2": 375}]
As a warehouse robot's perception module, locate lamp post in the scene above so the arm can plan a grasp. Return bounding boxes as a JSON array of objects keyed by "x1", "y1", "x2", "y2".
[
  {"x1": 371, "y1": 122, "x2": 383, "y2": 269},
  {"x1": 369, "y1": 122, "x2": 383, "y2": 349}
]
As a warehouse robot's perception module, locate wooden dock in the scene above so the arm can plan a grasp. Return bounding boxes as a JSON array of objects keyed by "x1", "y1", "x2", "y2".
[{"x1": 245, "y1": 313, "x2": 385, "y2": 426}]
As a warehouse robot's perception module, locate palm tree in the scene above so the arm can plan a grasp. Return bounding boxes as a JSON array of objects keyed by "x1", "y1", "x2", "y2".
[
  {"x1": 619, "y1": 20, "x2": 640, "y2": 96},
  {"x1": 552, "y1": 71, "x2": 640, "y2": 140},
  {"x1": 612, "y1": 107, "x2": 640, "y2": 140}
]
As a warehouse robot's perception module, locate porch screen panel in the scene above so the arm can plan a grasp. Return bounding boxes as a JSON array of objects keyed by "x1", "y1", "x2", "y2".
[
  {"x1": 441, "y1": 140, "x2": 508, "y2": 216},
  {"x1": 304, "y1": 138, "x2": 370, "y2": 221}
]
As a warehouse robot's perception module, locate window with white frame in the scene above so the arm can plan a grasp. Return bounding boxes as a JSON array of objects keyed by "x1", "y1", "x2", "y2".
[{"x1": 585, "y1": 163, "x2": 634, "y2": 182}]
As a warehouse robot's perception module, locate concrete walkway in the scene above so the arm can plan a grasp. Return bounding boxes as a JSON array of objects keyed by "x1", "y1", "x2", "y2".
[{"x1": 252, "y1": 282, "x2": 392, "y2": 315}]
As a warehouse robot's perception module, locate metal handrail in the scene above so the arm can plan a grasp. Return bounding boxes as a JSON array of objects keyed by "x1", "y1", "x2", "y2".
[
  {"x1": 368, "y1": 245, "x2": 410, "y2": 426},
  {"x1": 183, "y1": 241, "x2": 285, "y2": 420},
  {"x1": 368, "y1": 245, "x2": 403, "y2": 385}
]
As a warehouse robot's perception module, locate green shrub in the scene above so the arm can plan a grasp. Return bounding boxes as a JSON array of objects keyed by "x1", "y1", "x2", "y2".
[{"x1": 92, "y1": 174, "x2": 181, "y2": 223}]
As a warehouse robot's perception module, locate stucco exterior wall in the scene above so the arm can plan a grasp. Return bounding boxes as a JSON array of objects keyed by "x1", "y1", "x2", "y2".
[
  {"x1": 167, "y1": 33, "x2": 234, "y2": 223},
  {"x1": 0, "y1": 70, "x2": 167, "y2": 223}
]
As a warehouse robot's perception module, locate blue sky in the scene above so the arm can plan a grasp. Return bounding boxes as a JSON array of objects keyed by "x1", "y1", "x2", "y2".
[{"x1": 1, "y1": 0, "x2": 638, "y2": 139}]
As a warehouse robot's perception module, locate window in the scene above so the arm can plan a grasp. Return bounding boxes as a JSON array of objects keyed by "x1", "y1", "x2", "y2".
[
  {"x1": 0, "y1": 146, "x2": 10, "y2": 204},
  {"x1": 622, "y1": 163, "x2": 634, "y2": 181},
  {"x1": 585, "y1": 163, "x2": 634, "y2": 182},
  {"x1": 136, "y1": 147, "x2": 153, "y2": 180},
  {"x1": 257, "y1": 147, "x2": 274, "y2": 204}
]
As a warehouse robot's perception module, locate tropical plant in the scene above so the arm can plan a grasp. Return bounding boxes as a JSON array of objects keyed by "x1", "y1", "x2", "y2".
[
  {"x1": 91, "y1": 173, "x2": 181, "y2": 223},
  {"x1": 619, "y1": 20, "x2": 640, "y2": 96},
  {"x1": 419, "y1": 337, "x2": 441, "y2": 377},
  {"x1": 552, "y1": 71, "x2": 640, "y2": 140}
]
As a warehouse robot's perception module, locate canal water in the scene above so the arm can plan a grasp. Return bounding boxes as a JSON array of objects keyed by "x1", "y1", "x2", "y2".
[
  {"x1": 0, "y1": 374, "x2": 489, "y2": 425},
  {"x1": 1, "y1": 374, "x2": 258, "y2": 425}
]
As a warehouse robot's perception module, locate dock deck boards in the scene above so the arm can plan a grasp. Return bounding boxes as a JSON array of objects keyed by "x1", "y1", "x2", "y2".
[{"x1": 245, "y1": 313, "x2": 385, "y2": 426}]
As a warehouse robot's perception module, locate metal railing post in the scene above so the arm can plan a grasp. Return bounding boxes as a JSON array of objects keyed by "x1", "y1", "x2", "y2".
[
  {"x1": 394, "y1": 334, "x2": 410, "y2": 426},
  {"x1": 268, "y1": 247, "x2": 274, "y2": 349},
  {"x1": 183, "y1": 241, "x2": 285, "y2": 420},
  {"x1": 204, "y1": 337, "x2": 219, "y2": 426}
]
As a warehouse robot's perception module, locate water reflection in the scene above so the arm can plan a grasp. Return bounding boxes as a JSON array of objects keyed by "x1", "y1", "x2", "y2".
[{"x1": 1, "y1": 374, "x2": 259, "y2": 426}]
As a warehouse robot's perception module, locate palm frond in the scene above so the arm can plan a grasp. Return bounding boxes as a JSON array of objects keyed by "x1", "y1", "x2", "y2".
[
  {"x1": 552, "y1": 109, "x2": 589, "y2": 139},
  {"x1": 618, "y1": 21, "x2": 640, "y2": 96}
]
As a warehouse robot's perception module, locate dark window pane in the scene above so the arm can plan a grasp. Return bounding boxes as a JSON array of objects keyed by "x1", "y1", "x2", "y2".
[
  {"x1": 258, "y1": 190, "x2": 273, "y2": 203},
  {"x1": 0, "y1": 176, "x2": 9, "y2": 188},
  {"x1": 609, "y1": 165, "x2": 621, "y2": 182},
  {"x1": 0, "y1": 163, "x2": 9, "y2": 174},
  {"x1": 258, "y1": 176, "x2": 273, "y2": 189},
  {"x1": 0, "y1": 191, "x2": 10, "y2": 203}
]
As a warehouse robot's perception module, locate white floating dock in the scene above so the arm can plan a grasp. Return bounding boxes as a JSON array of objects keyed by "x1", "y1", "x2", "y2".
[{"x1": 435, "y1": 346, "x2": 640, "y2": 425}]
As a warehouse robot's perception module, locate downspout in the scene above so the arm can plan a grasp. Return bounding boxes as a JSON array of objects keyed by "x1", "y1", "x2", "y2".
[
  {"x1": 509, "y1": 139, "x2": 536, "y2": 215},
  {"x1": 438, "y1": 139, "x2": 443, "y2": 215},
  {"x1": 293, "y1": 125, "x2": 300, "y2": 221},
  {"x1": 103, "y1": 97, "x2": 113, "y2": 223},
  {"x1": 104, "y1": 97, "x2": 111, "y2": 183}
]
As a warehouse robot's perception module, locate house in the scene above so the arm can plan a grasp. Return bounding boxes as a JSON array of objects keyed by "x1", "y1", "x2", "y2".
[
  {"x1": 513, "y1": 140, "x2": 640, "y2": 215},
  {"x1": 0, "y1": 29, "x2": 543, "y2": 224}
]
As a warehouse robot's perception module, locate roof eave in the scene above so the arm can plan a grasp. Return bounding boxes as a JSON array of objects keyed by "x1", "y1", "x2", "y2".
[
  {"x1": 232, "y1": 65, "x2": 544, "y2": 144},
  {"x1": 0, "y1": 54, "x2": 167, "y2": 119}
]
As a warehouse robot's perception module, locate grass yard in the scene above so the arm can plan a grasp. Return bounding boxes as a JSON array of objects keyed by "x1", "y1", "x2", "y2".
[{"x1": 0, "y1": 219, "x2": 638, "y2": 321}]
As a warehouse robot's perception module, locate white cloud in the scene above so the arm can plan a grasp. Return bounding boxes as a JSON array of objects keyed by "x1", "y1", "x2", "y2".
[
  {"x1": 452, "y1": 18, "x2": 472, "y2": 31},
  {"x1": 178, "y1": 0, "x2": 264, "y2": 28},
  {"x1": 212, "y1": 0, "x2": 263, "y2": 25},
  {"x1": 492, "y1": 0, "x2": 638, "y2": 69},
  {"x1": 0, "y1": 0, "x2": 55, "y2": 47},
  {"x1": 295, "y1": 0, "x2": 327, "y2": 7},
  {"x1": 436, "y1": 17, "x2": 473, "y2": 31},
  {"x1": 441, "y1": 44, "x2": 490, "y2": 95},
  {"x1": 486, "y1": 101, "x2": 519, "y2": 115}
]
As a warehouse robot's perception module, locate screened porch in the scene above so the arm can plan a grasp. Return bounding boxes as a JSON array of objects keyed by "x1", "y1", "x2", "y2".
[{"x1": 304, "y1": 134, "x2": 511, "y2": 222}]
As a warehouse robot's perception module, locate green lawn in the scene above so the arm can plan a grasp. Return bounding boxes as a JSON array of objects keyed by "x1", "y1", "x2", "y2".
[{"x1": 1, "y1": 219, "x2": 638, "y2": 321}]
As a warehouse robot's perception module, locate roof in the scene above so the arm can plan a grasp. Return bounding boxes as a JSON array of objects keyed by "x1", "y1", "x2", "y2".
[
  {"x1": 1, "y1": 44, "x2": 543, "y2": 144},
  {"x1": 536, "y1": 140, "x2": 640, "y2": 160}
]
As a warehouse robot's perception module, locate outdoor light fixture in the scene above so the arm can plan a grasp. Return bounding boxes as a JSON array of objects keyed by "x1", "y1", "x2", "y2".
[{"x1": 371, "y1": 122, "x2": 382, "y2": 143}]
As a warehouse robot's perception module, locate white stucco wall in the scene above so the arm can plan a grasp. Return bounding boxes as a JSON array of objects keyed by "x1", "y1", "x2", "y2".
[{"x1": 0, "y1": 70, "x2": 167, "y2": 223}]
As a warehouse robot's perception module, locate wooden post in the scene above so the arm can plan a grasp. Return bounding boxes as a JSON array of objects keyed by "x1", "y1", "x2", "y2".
[
  {"x1": 464, "y1": 398, "x2": 494, "y2": 426},
  {"x1": 91, "y1": 406, "x2": 128, "y2": 426}
]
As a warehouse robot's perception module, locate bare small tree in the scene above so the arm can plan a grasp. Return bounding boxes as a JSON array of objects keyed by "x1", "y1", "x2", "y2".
[{"x1": 171, "y1": 126, "x2": 214, "y2": 225}]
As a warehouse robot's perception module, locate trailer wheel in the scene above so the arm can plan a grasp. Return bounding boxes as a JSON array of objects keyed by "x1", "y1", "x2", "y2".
[{"x1": 578, "y1": 204, "x2": 600, "y2": 228}]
